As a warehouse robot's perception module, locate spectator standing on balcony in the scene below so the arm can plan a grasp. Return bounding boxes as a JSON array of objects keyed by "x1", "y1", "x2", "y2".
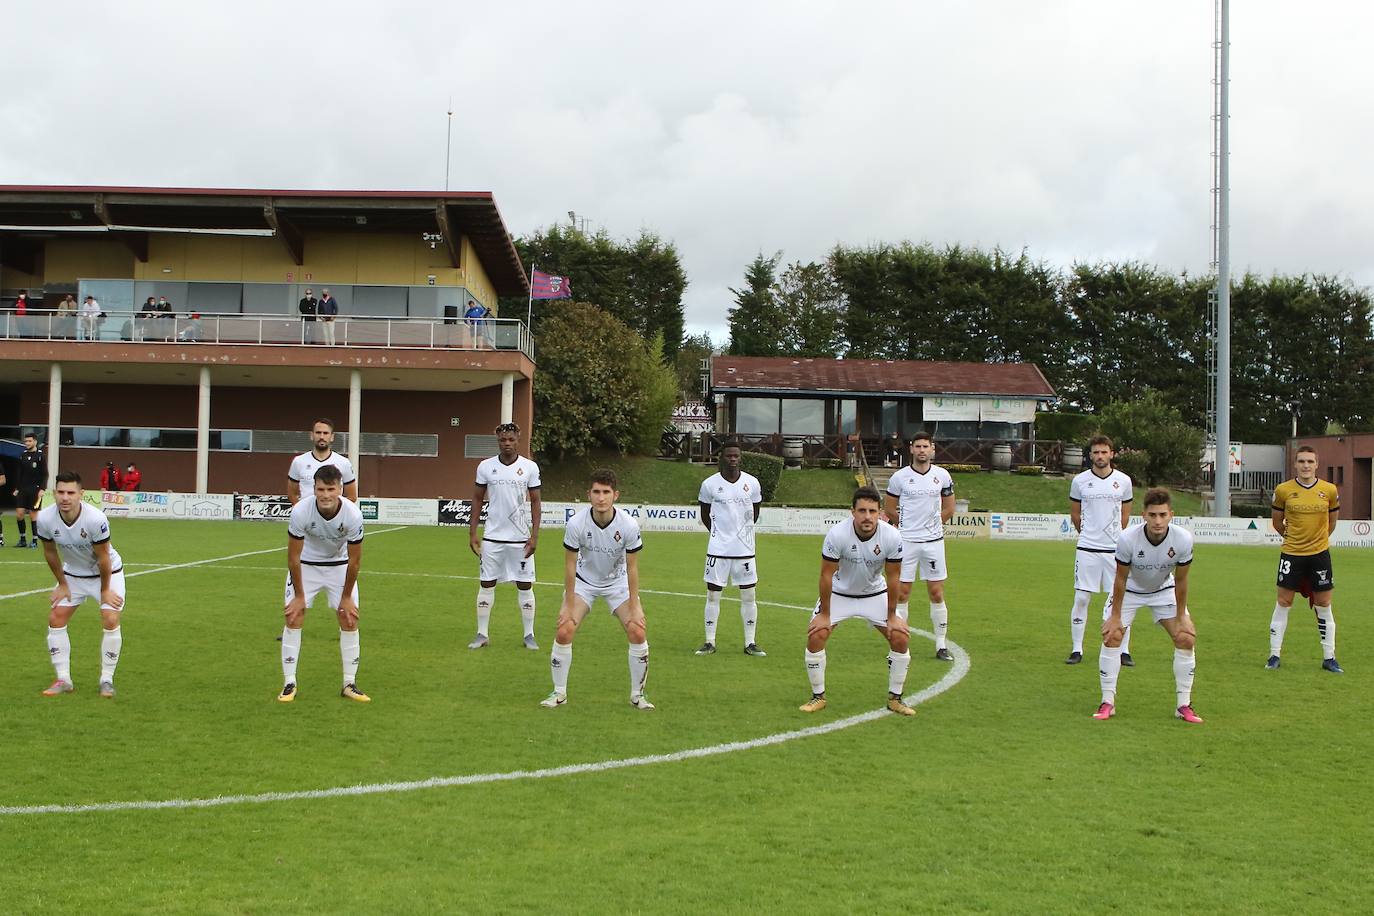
[
  {"x1": 464, "y1": 299, "x2": 487, "y2": 348},
  {"x1": 298, "y1": 288, "x2": 318, "y2": 344},
  {"x1": 79, "y1": 295, "x2": 101, "y2": 340},
  {"x1": 99, "y1": 461, "x2": 121, "y2": 491},
  {"x1": 57, "y1": 294, "x2": 78, "y2": 339},
  {"x1": 318, "y1": 289, "x2": 338, "y2": 346},
  {"x1": 14, "y1": 290, "x2": 29, "y2": 315},
  {"x1": 121, "y1": 463, "x2": 142, "y2": 491}
]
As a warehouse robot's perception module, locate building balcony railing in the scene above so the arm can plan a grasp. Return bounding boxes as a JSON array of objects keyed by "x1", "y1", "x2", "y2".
[{"x1": 0, "y1": 311, "x2": 535, "y2": 359}]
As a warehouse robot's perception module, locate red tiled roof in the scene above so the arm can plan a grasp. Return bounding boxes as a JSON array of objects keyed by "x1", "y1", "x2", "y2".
[{"x1": 711, "y1": 356, "x2": 1055, "y2": 398}]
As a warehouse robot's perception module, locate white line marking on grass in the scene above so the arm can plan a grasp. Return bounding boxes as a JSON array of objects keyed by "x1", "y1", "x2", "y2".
[
  {"x1": 0, "y1": 632, "x2": 969, "y2": 816},
  {"x1": 0, "y1": 528, "x2": 407, "y2": 602}
]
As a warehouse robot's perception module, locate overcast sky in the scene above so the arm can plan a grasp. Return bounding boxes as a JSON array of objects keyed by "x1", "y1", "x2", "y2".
[{"x1": 5, "y1": 1, "x2": 1371, "y2": 341}]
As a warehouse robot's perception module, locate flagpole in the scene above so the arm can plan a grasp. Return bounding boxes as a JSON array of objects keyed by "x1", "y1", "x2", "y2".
[{"x1": 526, "y1": 262, "x2": 536, "y2": 329}]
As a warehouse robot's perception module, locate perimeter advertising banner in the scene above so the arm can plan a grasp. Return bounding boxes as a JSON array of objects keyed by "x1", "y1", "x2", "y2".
[{"x1": 102, "y1": 491, "x2": 233, "y2": 520}]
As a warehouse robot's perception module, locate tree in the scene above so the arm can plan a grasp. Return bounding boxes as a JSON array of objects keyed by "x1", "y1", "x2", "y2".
[
  {"x1": 674, "y1": 332, "x2": 715, "y2": 401},
  {"x1": 532, "y1": 301, "x2": 677, "y2": 459},
  {"x1": 726, "y1": 253, "x2": 788, "y2": 356},
  {"x1": 776, "y1": 260, "x2": 843, "y2": 357},
  {"x1": 1098, "y1": 390, "x2": 1206, "y2": 486}
]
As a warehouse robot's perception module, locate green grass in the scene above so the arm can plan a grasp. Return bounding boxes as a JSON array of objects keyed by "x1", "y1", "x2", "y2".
[
  {"x1": 951, "y1": 470, "x2": 1205, "y2": 516},
  {"x1": 0, "y1": 518, "x2": 1370, "y2": 912}
]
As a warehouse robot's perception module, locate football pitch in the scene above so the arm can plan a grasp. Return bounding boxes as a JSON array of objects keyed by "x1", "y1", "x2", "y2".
[{"x1": 1, "y1": 520, "x2": 1370, "y2": 913}]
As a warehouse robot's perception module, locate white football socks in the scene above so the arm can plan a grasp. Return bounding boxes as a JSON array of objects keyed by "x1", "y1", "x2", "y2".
[
  {"x1": 740, "y1": 589, "x2": 758, "y2": 645},
  {"x1": 1099, "y1": 644, "x2": 1122, "y2": 704},
  {"x1": 703, "y1": 590, "x2": 721, "y2": 643},
  {"x1": 805, "y1": 649, "x2": 827, "y2": 695},
  {"x1": 281, "y1": 626, "x2": 302, "y2": 685},
  {"x1": 1070, "y1": 591, "x2": 1090, "y2": 653},
  {"x1": 47, "y1": 625, "x2": 71, "y2": 682},
  {"x1": 475, "y1": 587, "x2": 495, "y2": 638},
  {"x1": 1315, "y1": 606, "x2": 1335, "y2": 660},
  {"x1": 1269, "y1": 602, "x2": 1290, "y2": 656},
  {"x1": 100, "y1": 626, "x2": 122, "y2": 683},
  {"x1": 550, "y1": 642, "x2": 572, "y2": 695},
  {"x1": 519, "y1": 590, "x2": 536, "y2": 639},
  {"x1": 1173, "y1": 648, "x2": 1195, "y2": 707},
  {"x1": 628, "y1": 641, "x2": 650, "y2": 699},
  {"x1": 929, "y1": 602, "x2": 948, "y2": 650},
  {"x1": 340, "y1": 628, "x2": 360, "y2": 686},
  {"x1": 887, "y1": 650, "x2": 911, "y2": 695}
]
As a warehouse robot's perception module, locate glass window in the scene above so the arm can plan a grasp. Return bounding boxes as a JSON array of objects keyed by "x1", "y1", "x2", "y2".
[
  {"x1": 981, "y1": 421, "x2": 1020, "y2": 441},
  {"x1": 129, "y1": 428, "x2": 160, "y2": 448},
  {"x1": 216, "y1": 430, "x2": 252, "y2": 451},
  {"x1": 903, "y1": 399, "x2": 924, "y2": 433},
  {"x1": 734, "y1": 398, "x2": 779, "y2": 434},
  {"x1": 780, "y1": 399, "x2": 824, "y2": 435},
  {"x1": 71, "y1": 426, "x2": 101, "y2": 447},
  {"x1": 934, "y1": 421, "x2": 979, "y2": 440},
  {"x1": 881, "y1": 400, "x2": 900, "y2": 436},
  {"x1": 829, "y1": 399, "x2": 857, "y2": 436},
  {"x1": 159, "y1": 429, "x2": 197, "y2": 449},
  {"x1": 98, "y1": 427, "x2": 126, "y2": 447}
]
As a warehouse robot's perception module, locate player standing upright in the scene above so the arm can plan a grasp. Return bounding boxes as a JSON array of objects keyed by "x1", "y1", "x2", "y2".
[
  {"x1": 886, "y1": 432, "x2": 956, "y2": 661},
  {"x1": 695, "y1": 441, "x2": 766, "y2": 657},
  {"x1": 800, "y1": 486, "x2": 915, "y2": 717},
  {"x1": 278, "y1": 465, "x2": 370, "y2": 703},
  {"x1": 467, "y1": 422, "x2": 542, "y2": 650},
  {"x1": 1095, "y1": 489, "x2": 1202, "y2": 723},
  {"x1": 34, "y1": 471, "x2": 125, "y2": 698},
  {"x1": 541, "y1": 469, "x2": 653, "y2": 710},
  {"x1": 10, "y1": 432, "x2": 47, "y2": 549},
  {"x1": 287, "y1": 418, "x2": 358, "y2": 505},
  {"x1": 1267, "y1": 445, "x2": 1342, "y2": 672},
  {"x1": 1065, "y1": 436, "x2": 1134, "y2": 665}
]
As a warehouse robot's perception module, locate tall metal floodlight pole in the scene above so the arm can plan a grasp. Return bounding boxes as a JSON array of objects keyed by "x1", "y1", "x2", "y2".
[
  {"x1": 444, "y1": 99, "x2": 454, "y2": 192},
  {"x1": 1213, "y1": 0, "x2": 1232, "y2": 517}
]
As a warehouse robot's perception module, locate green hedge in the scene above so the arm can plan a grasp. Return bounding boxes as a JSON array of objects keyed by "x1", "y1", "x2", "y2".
[
  {"x1": 741, "y1": 451, "x2": 784, "y2": 501},
  {"x1": 1232, "y1": 503, "x2": 1271, "y2": 519},
  {"x1": 947, "y1": 464, "x2": 982, "y2": 473},
  {"x1": 1016, "y1": 465, "x2": 1044, "y2": 475}
]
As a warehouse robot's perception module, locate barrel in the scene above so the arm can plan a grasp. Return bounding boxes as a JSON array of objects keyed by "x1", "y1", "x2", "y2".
[
  {"x1": 782, "y1": 437, "x2": 804, "y2": 468},
  {"x1": 1061, "y1": 444, "x2": 1083, "y2": 473},
  {"x1": 991, "y1": 443, "x2": 1012, "y2": 471}
]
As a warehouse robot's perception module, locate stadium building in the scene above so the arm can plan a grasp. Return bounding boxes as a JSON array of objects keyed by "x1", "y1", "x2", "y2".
[{"x1": 0, "y1": 186, "x2": 533, "y2": 498}]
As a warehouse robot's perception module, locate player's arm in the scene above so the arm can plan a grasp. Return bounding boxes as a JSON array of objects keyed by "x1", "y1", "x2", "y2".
[
  {"x1": 1270, "y1": 508, "x2": 1286, "y2": 538},
  {"x1": 287, "y1": 477, "x2": 301, "y2": 505},
  {"x1": 526, "y1": 487, "x2": 542, "y2": 557},
  {"x1": 817, "y1": 556, "x2": 838, "y2": 618},
  {"x1": 1069, "y1": 500, "x2": 1082, "y2": 533},
  {"x1": 468, "y1": 483, "x2": 487, "y2": 556},
  {"x1": 285, "y1": 535, "x2": 306, "y2": 617},
  {"x1": 1103, "y1": 562, "x2": 1129, "y2": 644},
  {"x1": 885, "y1": 496, "x2": 899, "y2": 526},
  {"x1": 698, "y1": 501, "x2": 712, "y2": 531},
  {"x1": 1172, "y1": 561, "x2": 1190, "y2": 621},
  {"x1": 941, "y1": 493, "x2": 955, "y2": 525},
  {"x1": 344, "y1": 480, "x2": 358, "y2": 503},
  {"x1": 338, "y1": 540, "x2": 362, "y2": 627},
  {"x1": 42, "y1": 537, "x2": 69, "y2": 605},
  {"x1": 1328, "y1": 496, "x2": 1340, "y2": 535},
  {"x1": 753, "y1": 500, "x2": 761, "y2": 523},
  {"x1": 92, "y1": 539, "x2": 124, "y2": 610},
  {"x1": 626, "y1": 548, "x2": 641, "y2": 609},
  {"x1": 885, "y1": 555, "x2": 902, "y2": 622},
  {"x1": 563, "y1": 541, "x2": 578, "y2": 596},
  {"x1": 1119, "y1": 500, "x2": 1130, "y2": 531}
]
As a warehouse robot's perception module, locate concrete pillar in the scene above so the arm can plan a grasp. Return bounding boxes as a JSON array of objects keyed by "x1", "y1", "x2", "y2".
[
  {"x1": 196, "y1": 366, "x2": 211, "y2": 494},
  {"x1": 348, "y1": 369, "x2": 362, "y2": 488},
  {"x1": 500, "y1": 372, "x2": 514, "y2": 424},
  {"x1": 46, "y1": 362, "x2": 62, "y2": 489}
]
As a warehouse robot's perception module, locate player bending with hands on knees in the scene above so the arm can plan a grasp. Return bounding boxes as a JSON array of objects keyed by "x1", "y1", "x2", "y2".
[
  {"x1": 696, "y1": 441, "x2": 766, "y2": 657},
  {"x1": 467, "y1": 422, "x2": 542, "y2": 650},
  {"x1": 541, "y1": 468, "x2": 653, "y2": 710},
  {"x1": 278, "y1": 465, "x2": 369, "y2": 703},
  {"x1": 1267, "y1": 444, "x2": 1343, "y2": 673},
  {"x1": 36, "y1": 471, "x2": 125, "y2": 698},
  {"x1": 885, "y1": 431, "x2": 956, "y2": 660},
  {"x1": 1095, "y1": 488, "x2": 1202, "y2": 723},
  {"x1": 801, "y1": 486, "x2": 916, "y2": 717}
]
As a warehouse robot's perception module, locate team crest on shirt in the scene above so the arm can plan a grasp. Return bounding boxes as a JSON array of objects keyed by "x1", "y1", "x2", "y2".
[
  {"x1": 337, "y1": 522, "x2": 345, "y2": 534},
  {"x1": 873, "y1": 544, "x2": 881, "y2": 555},
  {"x1": 743, "y1": 483, "x2": 750, "y2": 492},
  {"x1": 1167, "y1": 547, "x2": 1176, "y2": 558},
  {"x1": 79, "y1": 528, "x2": 88, "y2": 539},
  {"x1": 1112, "y1": 481, "x2": 1120, "y2": 489},
  {"x1": 614, "y1": 531, "x2": 622, "y2": 542},
  {"x1": 516, "y1": 468, "x2": 524, "y2": 476}
]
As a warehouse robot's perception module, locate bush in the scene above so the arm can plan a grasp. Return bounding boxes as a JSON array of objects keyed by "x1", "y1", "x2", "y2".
[
  {"x1": 1016, "y1": 465, "x2": 1044, "y2": 475},
  {"x1": 1232, "y1": 503, "x2": 1271, "y2": 518},
  {"x1": 810, "y1": 458, "x2": 844, "y2": 469},
  {"x1": 1112, "y1": 447, "x2": 1150, "y2": 485},
  {"x1": 1036, "y1": 411, "x2": 1097, "y2": 444},
  {"x1": 740, "y1": 451, "x2": 784, "y2": 501},
  {"x1": 946, "y1": 464, "x2": 982, "y2": 473},
  {"x1": 1099, "y1": 391, "x2": 1205, "y2": 486}
]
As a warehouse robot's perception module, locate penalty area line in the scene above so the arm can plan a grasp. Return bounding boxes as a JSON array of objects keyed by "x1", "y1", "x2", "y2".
[{"x1": 0, "y1": 633, "x2": 970, "y2": 817}]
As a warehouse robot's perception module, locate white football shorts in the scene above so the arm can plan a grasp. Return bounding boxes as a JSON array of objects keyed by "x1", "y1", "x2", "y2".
[
  {"x1": 811, "y1": 592, "x2": 895, "y2": 629},
  {"x1": 1118, "y1": 589, "x2": 1184, "y2": 627},
  {"x1": 1074, "y1": 549, "x2": 1117, "y2": 593},
  {"x1": 900, "y1": 540, "x2": 947, "y2": 583},
  {"x1": 57, "y1": 570, "x2": 127, "y2": 611},
  {"x1": 479, "y1": 539, "x2": 536, "y2": 584},
  {"x1": 703, "y1": 554, "x2": 758, "y2": 588},
  {"x1": 285, "y1": 563, "x2": 359, "y2": 612},
  {"x1": 571, "y1": 577, "x2": 631, "y2": 614}
]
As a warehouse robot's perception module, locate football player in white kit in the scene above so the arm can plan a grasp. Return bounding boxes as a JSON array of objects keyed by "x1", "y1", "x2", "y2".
[
  {"x1": 695, "y1": 441, "x2": 766, "y2": 657},
  {"x1": 467, "y1": 422, "x2": 542, "y2": 650},
  {"x1": 287, "y1": 417, "x2": 358, "y2": 505},
  {"x1": 278, "y1": 465, "x2": 370, "y2": 703},
  {"x1": 1095, "y1": 488, "x2": 1202, "y2": 723},
  {"x1": 34, "y1": 471, "x2": 126, "y2": 698},
  {"x1": 541, "y1": 469, "x2": 653, "y2": 710},
  {"x1": 1066, "y1": 436, "x2": 1134, "y2": 665},
  {"x1": 801, "y1": 486, "x2": 916, "y2": 717},
  {"x1": 885, "y1": 431, "x2": 956, "y2": 661}
]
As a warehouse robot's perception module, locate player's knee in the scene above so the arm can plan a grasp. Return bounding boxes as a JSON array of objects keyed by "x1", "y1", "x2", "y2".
[
  {"x1": 1103, "y1": 632, "x2": 1124, "y2": 648},
  {"x1": 556, "y1": 618, "x2": 578, "y2": 642},
  {"x1": 516, "y1": 582, "x2": 533, "y2": 592},
  {"x1": 626, "y1": 619, "x2": 647, "y2": 643},
  {"x1": 284, "y1": 608, "x2": 304, "y2": 628},
  {"x1": 889, "y1": 630, "x2": 910, "y2": 652},
  {"x1": 480, "y1": 579, "x2": 497, "y2": 589},
  {"x1": 806, "y1": 628, "x2": 830, "y2": 652},
  {"x1": 1174, "y1": 630, "x2": 1195, "y2": 650},
  {"x1": 100, "y1": 611, "x2": 121, "y2": 630},
  {"x1": 927, "y1": 583, "x2": 945, "y2": 603}
]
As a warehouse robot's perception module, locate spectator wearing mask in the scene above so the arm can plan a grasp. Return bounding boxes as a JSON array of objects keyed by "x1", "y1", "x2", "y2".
[
  {"x1": 121, "y1": 463, "x2": 142, "y2": 491},
  {"x1": 318, "y1": 289, "x2": 339, "y2": 345}
]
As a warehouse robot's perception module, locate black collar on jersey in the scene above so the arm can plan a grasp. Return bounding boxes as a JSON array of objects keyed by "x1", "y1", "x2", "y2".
[
  {"x1": 1294, "y1": 477, "x2": 1319, "y2": 490},
  {"x1": 1091, "y1": 467, "x2": 1115, "y2": 480},
  {"x1": 908, "y1": 463, "x2": 933, "y2": 475},
  {"x1": 851, "y1": 522, "x2": 878, "y2": 542},
  {"x1": 311, "y1": 449, "x2": 336, "y2": 461},
  {"x1": 1144, "y1": 527, "x2": 1170, "y2": 547},
  {"x1": 591, "y1": 507, "x2": 618, "y2": 529}
]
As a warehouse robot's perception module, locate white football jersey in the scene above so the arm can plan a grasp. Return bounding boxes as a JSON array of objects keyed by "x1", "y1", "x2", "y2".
[
  {"x1": 563, "y1": 506, "x2": 642, "y2": 588},
  {"x1": 698, "y1": 471, "x2": 762, "y2": 558},
  {"x1": 1070, "y1": 469, "x2": 1133, "y2": 550},
  {"x1": 288, "y1": 450, "x2": 356, "y2": 489},
  {"x1": 35, "y1": 503, "x2": 123, "y2": 576},
  {"x1": 821, "y1": 519, "x2": 903, "y2": 597},
  {"x1": 288, "y1": 496, "x2": 365, "y2": 564},
  {"x1": 1115, "y1": 522, "x2": 1193, "y2": 594},
  {"x1": 887, "y1": 464, "x2": 955, "y2": 542},
  {"x1": 476, "y1": 454, "x2": 541, "y2": 542}
]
